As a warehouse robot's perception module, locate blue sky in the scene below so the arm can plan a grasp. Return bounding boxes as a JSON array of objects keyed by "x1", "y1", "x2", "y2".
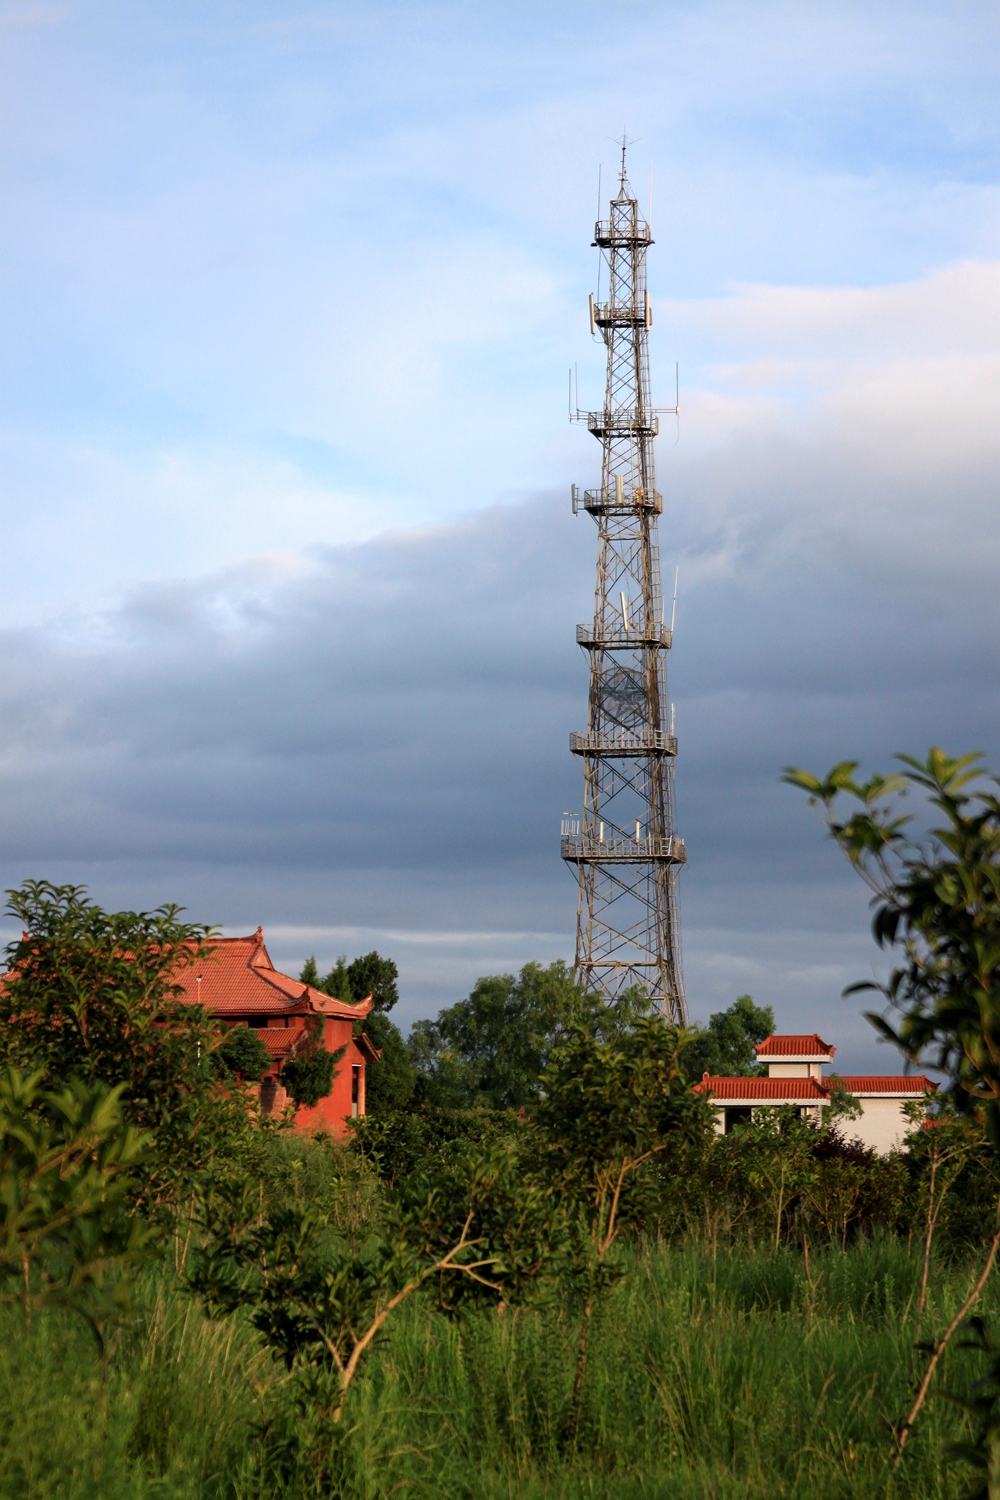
[{"x1": 2, "y1": 1, "x2": 999, "y2": 1068}]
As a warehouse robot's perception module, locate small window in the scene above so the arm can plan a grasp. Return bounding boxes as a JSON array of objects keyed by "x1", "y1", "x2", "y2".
[{"x1": 351, "y1": 1065, "x2": 361, "y2": 1118}]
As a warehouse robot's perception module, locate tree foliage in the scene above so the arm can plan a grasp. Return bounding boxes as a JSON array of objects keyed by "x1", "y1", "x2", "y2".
[
  {"x1": 0, "y1": 881, "x2": 257, "y2": 1215},
  {"x1": 784, "y1": 749, "x2": 1000, "y2": 1137},
  {"x1": 282, "y1": 1025, "x2": 347, "y2": 1109},
  {"x1": 0, "y1": 1067, "x2": 150, "y2": 1357},
  {"x1": 300, "y1": 951, "x2": 399, "y2": 1012},
  {"x1": 408, "y1": 961, "x2": 617, "y2": 1110},
  {"x1": 359, "y1": 1011, "x2": 416, "y2": 1115},
  {"x1": 190, "y1": 1142, "x2": 565, "y2": 1435},
  {"x1": 534, "y1": 1017, "x2": 714, "y2": 1243},
  {"x1": 785, "y1": 747, "x2": 1000, "y2": 1465},
  {"x1": 347, "y1": 952, "x2": 399, "y2": 1013},
  {"x1": 212, "y1": 1025, "x2": 270, "y2": 1083},
  {"x1": 682, "y1": 994, "x2": 776, "y2": 1080}
]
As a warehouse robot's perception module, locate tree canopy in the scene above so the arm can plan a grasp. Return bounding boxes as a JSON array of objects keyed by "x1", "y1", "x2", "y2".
[
  {"x1": 408, "y1": 960, "x2": 601, "y2": 1110},
  {"x1": 0, "y1": 881, "x2": 259, "y2": 1217},
  {"x1": 682, "y1": 995, "x2": 775, "y2": 1080},
  {"x1": 784, "y1": 748, "x2": 1000, "y2": 1133},
  {"x1": 300, "y1": 950, "x2": 399, "y2": 1012},
  {"x1": 213, "y1": 1026, "x2": 270, "y2": 1083},
  {"x1": 360, "y1": 1011, "x2": 416, "y2": 1115}
]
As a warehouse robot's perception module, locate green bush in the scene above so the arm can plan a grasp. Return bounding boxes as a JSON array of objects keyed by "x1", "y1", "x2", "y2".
[
  {"x1": 0, "y1": 881, "x2": 260, "y2": 1219},
  {"x1": 357, "y1": 1011, "x2": 416, "y2": 1115},
  {"x1": 211, "y1": 1025, "x2": 269, "y2": 1082},
  {"x1": 282, "y1": 1037, "x2": 346, "y2": 1108}
]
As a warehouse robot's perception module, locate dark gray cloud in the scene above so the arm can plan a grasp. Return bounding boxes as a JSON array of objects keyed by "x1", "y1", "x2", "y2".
[{"x1": 1, "y1": 380, "x2": 997, "y2": 1074}]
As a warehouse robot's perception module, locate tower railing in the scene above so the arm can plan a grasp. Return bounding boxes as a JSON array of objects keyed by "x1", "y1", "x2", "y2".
[
  {"x1": 569, "y1": 730, "x2": 678, "y2": 757},
  {"x1": 571, "y1": 484, "x2": 662, "y2": 516},
  {"x1": 593, "y1": 219, "x2": 652, "y2": 246},
  {"x1": 576, "y1": 623, "x2": 673, "y2": 649},
  {"x1": 586, "y1": 410, "x2": 658, "y2": 438},
  {"x1": 561, "y1": 834, "x2": 686, "y2": 865}
]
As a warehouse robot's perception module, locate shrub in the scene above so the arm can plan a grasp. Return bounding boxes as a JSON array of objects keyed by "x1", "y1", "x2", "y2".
[
  {"x1": 0, "y1": 881, "x2": 259, "y2": 1218},
  {"x1": 282, "y1": 1027, "x2": 346, "y2": 1108},
  {"x1": 212, "y1": 1026, "x2": 269, "y2": 1083}
]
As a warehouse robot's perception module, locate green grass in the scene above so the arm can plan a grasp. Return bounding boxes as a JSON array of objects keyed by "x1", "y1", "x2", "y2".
[{"x1": 0, "y1": 1238, "x2": 994, "y2": 1498}]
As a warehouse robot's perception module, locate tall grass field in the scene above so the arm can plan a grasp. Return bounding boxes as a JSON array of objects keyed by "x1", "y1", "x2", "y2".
[{"x1": 0, "y1": 1237, "x2": 993, "y2": 1499}]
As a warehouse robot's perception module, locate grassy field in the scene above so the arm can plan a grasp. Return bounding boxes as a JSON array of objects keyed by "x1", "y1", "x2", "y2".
[{"x1": 0, "y1": 1237, "x2": 992, "y2": 1500}]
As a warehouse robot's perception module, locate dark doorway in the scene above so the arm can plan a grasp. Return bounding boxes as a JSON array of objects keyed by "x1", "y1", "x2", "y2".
[{"x1": 724, "y1": 1106, "x2": 753, "y2": 1134}]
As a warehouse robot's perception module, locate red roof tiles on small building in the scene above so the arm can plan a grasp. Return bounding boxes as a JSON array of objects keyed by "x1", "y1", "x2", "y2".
[
  {"x1": 696, "y1": 1075, "x2": 829, "y2": 1101},
  {"x1": 833, "y1": 1075, "x2": 936, "y2": 1095},
  {"x1": 754, "y1": 1034, "x2": 836, "y2": 1059},
  {"x1": 697, "y1": 1073, "x2": 937, "y2": 1102},
  {"x1": 257, "y1": 1029, "x2": 302, "y2": 1059},
  {"x1": 172, "y1": 933, "x2": 369, "y2": 1022}
]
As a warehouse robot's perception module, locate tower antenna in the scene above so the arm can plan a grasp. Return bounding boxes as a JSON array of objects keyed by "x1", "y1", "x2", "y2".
[{"x1": 563, "y1": 160, "x2": 687, "y2": 1021}]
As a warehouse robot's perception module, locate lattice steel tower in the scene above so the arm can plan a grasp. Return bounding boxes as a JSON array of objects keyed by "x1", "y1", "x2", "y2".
[{"x1": 561, "y1": 147, "x2": 687, "y2": 1023}]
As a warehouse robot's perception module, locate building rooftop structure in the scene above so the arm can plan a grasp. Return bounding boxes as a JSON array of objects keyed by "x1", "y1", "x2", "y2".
[
  {"x1": 754, "y1": 1034, "x2": 836, "y2": 1061},
  {"x1": 171, "y1": 928, "x2": 367, "y2": 1022},
  {"x1": 171, "y1": 929, "x2": 379, "y2": 1134},
  {"x1": 697, "y1": 1032, "x2": 937, "y2": 1155}
]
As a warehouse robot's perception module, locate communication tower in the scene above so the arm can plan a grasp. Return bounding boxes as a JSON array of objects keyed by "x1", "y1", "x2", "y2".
[{"x1": 562, "y1": 146, "x2": 687, "y2": 1023}]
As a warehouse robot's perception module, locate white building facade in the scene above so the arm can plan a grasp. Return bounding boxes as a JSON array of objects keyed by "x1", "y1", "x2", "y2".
[{"x1": 698, "y1": 1033, "x2": 935, "y2": 1156}]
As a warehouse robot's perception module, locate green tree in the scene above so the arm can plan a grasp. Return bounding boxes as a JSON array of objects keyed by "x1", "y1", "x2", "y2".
[
  {"x1": 0, "y1": 1068, "x2": 150, "y2": 1363},
  {"x1": 532, "y1": 1016, "x2": 713, "y2": 1436},
  {"x1": 300, "y1": 953, "x2": 352, "y2": 1000},
  {"x1": 213, "y1": 1025, "x2": 270, "y2": 1083},
  {"x1": 190, "y1": 1142, "x2": 565, "y2": 1446},
  {"x1": 783, "y1": 751, "x2": 1000, "y2": 1132},
  {"x1": 683, "y1": 994, "x2": 775, "y2": 1080},
  {"x1": 359, "y1": 1012, "x2": 416, "y2": 1115},
  {"x1": 739, "y1": 1108, "x2": 817, "y2": 1250},
  {"x1": 0, "y1": 881, "x2": 256, "y2": 1217},
  {"x1": 347, "y1": 952, "x2": 399, "y2": 1012},
  {"x1": 300, "y1": 951, "x2": 399, "y2": 1012},
  {"x1": 784, "y1": 748, "x2": 1000, "y2": 1462},
  {"x1": 322, "y1": 955, "x2": 353, "y2": 1002},
  {"x1": 282, "y1": 1021, "x2": 347, "y2": 1109},
  {"x1": 299, "y1": 956, "x2": 322, "y2": 989},
  {"x1": 409, "y1": 960, "x2": 599, "y2": 1110}
]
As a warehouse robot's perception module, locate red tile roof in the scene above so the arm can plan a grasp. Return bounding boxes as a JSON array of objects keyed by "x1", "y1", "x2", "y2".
[
  {"x1": 833, "y1": 1075, "x2": 937, "y2": 1095},
  {"x1": 697, "y1": 1072, "x2": 938, "y2": 1101},
  {"x1": 355, "y1": 1032, "x2": 382, "y2": 1064},
  {"x1": 254, "y1": 1026, "x2": 382, "y2": 1064},
  {"x1": 171, "y1": 932, "x2": 371, "y2": 1022},
  {"x1": 256, "y1": 1029, "x2": 303, "y2": 1059},
  {"x1": 696, "y1": 1075, "x2": 829, "y2": 1101},
  {"x1": 754, "y1": 1034, "x2": 836, "y2": 1059}
]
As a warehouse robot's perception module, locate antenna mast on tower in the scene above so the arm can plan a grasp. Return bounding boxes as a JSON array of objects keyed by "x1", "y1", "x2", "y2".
[{"x1": 563, "y1": 144, "x2": 687, "y2": 1022}]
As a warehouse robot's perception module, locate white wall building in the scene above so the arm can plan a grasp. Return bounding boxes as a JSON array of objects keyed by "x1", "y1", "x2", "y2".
[{"x1": 698, "y1": 1033, "x2": 935, "y2": 1156}]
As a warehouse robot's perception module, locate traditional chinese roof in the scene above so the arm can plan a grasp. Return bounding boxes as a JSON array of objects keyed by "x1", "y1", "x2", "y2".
[
  {"x1": 754, "y1": 1034, "x2": 836, "y2": 1060},
  {"x1": 696, "y1": 1075, "x2": 829, "y2": 1101},
  {"x1": 257, "y1": 1029, "x2": 303, "y2": 1059},
  {"x1": 355, "y1": 1032, "x2": 382, "y2": 1064},
  {"x1": 833, "y1": 1075, "x2": 936, "y2": 1096},
  {"x1": 171, "y1": 930, "x2": 372, "y2": 1022},
  {"x1": 697, "y1": 1072, "x2": 937, "y2": 1102}
]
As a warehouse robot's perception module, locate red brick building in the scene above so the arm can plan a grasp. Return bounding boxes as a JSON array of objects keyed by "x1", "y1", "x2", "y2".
[{"x1": 172, "y1": 928, "x2": 379, "y2": 1134}]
